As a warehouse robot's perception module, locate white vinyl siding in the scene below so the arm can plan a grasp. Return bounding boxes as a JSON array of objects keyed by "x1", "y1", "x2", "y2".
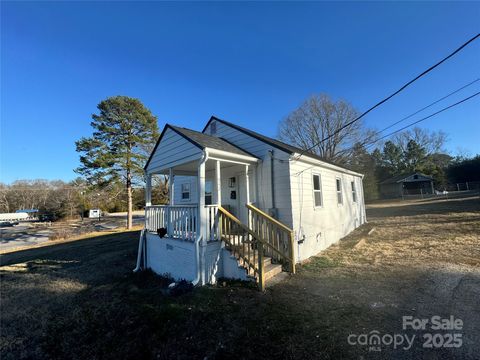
[
  {"x1": 312, "y1": 173, "x2": 323, "y2": 207},
  {"x1": 146, "y1": 128, "x2": 202, "y2": 173},
  {"x1": 289, "y1": 160, "x2": 366, "y2": 262},
  {"x1": 204, "y1": 120, "x2": 293, "y2": 227}
]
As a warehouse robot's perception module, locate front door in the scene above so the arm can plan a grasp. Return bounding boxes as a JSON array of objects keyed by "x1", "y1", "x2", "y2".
[{"x1": 223, "y1": 175, "x2": 239, "y2": 218}]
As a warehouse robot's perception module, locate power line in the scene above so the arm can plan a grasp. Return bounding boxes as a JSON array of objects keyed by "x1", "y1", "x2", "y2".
[
  {"x1": 292, "y1": 90, "x2": 479, "y2": 175},
  {"x1": 294, "y1": 33, "x2": 480, "y2": 161},
  {"x1": 358, "y1": 78, "x2": 480, "y2": 148},
  {"x1": 365, "y1": 91, "x2": 480, "y2": 149},
  {"x1": 332, "y1": 78, "x2": 480, "y2": 154}
]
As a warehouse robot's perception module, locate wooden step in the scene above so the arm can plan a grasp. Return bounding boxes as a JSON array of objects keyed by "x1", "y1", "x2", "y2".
[
  {"x1": 223, "y1": 236, "x2": 287, "y2": 288},
  {"x1": 265, "y1": 271, "x2": 289, "y2": 287},
  {"x1": 237, "y1": 253, "x2": 271, "y2": 268},
  {"x1": 263, "y1": 263, "x2": 283, "y2": 281}
]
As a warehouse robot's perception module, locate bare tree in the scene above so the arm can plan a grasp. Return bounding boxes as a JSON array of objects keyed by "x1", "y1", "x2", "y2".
[
  {"x1": 278, "y1": 94, "x2": 365, "y2": 164},
  {"x1": 392, "y1": 127, "x2": 447, "y2": 155}
]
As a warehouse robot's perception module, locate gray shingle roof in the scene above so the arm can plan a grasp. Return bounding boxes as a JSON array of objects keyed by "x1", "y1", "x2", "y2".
[
  {"x1": 203, "y1": 116, "x2": 356, "y2": 171},
  {"x1": 170, "y1": 125, "x2": 257, "y2": 158},
  {"x1": 379, "y1": 172, "x2": 433, "y2": 184}
]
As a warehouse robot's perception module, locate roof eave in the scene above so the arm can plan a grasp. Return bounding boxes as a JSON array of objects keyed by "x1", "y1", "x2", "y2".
[
  {"x1": 293, "y1": 153, "x2": 364, "y2": 178},
  {"x1": 206, "y1": 147, "x2": 259, "y2": 164}
]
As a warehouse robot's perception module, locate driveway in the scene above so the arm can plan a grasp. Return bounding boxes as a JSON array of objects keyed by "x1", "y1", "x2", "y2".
[{"x1": 0, "y1": 212, "x2": 144, "y2": 252}]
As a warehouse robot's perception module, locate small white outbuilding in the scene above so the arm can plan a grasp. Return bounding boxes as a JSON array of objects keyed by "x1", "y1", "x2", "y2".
[{"x1": 88, "y1": 209, "x2": 101, "y2": 218}]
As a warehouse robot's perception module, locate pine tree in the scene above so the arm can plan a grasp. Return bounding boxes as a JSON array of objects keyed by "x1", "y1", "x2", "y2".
[{"x1": 75, "y1": 96, "x2": 159, "y2": 229}]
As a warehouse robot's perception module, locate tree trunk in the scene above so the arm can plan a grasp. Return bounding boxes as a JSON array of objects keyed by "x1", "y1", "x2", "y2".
[{"x1": 127, "y1": 170, "x2": 133, "y2": 229}]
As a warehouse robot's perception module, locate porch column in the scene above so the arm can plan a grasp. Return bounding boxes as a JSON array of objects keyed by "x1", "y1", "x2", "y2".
[
  {"x1": 198, "y1": 157, "x2": 207, "y2": 285},
  {"x1": 198, "y1": 159, "x2": 206, "y2": 237},
  {"x1": 245, "y1": 165, "x2": 250, "y2": 205},
  {"x1": 145, "y1": 173, "x2": 152, "y2": 207},
  {"x1": 215, "y1": 160, "x2": 222, "y2": 205},
  {"x1": 245, "y1": 165, "x2": 251, "y2": 230},
  {"x1": 169, "y1": 168, "x2": 174, "y2": 205}
]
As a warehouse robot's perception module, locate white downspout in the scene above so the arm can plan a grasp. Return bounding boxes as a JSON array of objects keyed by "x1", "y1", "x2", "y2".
[
  {"x1": 133, "y1": 228, "x2": 146, "y2": 272},
  {"x1": 192, "y1": 150, "x2": 209, "y2": 286},
  {"x1": 191, "y1": 235, "x2": 203, "y2": 286}
]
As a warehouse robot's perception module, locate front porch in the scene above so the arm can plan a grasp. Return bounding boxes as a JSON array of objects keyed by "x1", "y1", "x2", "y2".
[{"x1": 145, "y1": 152, "x2": 257, "y2": 242}]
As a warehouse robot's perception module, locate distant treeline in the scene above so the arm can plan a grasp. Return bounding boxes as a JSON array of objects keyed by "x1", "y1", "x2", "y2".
[{"x1": 0, "y1": 177, "x2": 169, "y2": 220}]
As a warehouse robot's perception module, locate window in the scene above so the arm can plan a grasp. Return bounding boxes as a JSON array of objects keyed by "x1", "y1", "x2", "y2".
[
  {"x1": 351, "y1": 181, "x2": 357, "y2": 203},
  {"x1": 181, "y1": 183, "x2": 190, "y2": 200},
  {"x1": 205, "y1": 181, "x2": 213, "y2": 205},
  {"x1": 210, "y1": 121, "x2": 217, "y2": 135},
  {"x1": 336, "y1": 178, "x2": 343, "y2": 204},
  {"x1": 312, "y1": 174, "x2": 323, "y2": 207}
]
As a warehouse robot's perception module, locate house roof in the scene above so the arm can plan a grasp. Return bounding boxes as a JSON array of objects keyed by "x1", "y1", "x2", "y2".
[
  {"x1": 379, "y1": 172, "x2": 433, "y2": 185},
  {"x1": 144, "y1": 124, "x2": 258, "y2": 170},
  {"x1": 203, "y1": 116, "x2": 354, "y2": 170},
  {"x1": 169, "y1": 125, "x2": 258, "y2": 158}
]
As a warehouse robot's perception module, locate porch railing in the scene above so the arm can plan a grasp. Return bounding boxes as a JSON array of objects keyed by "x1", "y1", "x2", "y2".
[
  {"x1": 246, "y1": 203, "x2": 295, "y2": 273},
  {"x1": 217, "y1": 206, "x2": 265, "y2": 290},
  {"x1": 205, "y1": 205, "x2": 220, "y2": 242},
  {"x1": 145, "y1": 205, "x2": 197, "y2": 241}
]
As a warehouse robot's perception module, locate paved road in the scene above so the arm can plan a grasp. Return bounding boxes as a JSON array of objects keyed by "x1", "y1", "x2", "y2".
[
  {"x1": 0, "y1": 213, "x2": 144, "y2": 252},
  {"x1": 0, "y1": 224, "x2": 52, "y2": 251}
]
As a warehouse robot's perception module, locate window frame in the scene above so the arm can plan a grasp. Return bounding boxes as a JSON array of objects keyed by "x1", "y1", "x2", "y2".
[
  {"x1": 205, "y1": 180, "x2": 213, "y2": 205},
  {"x1": 351, "y1": 180, "x2": 357, "y2": 203},
  {"x1": 181, "y1": 182, "x2": 191, "y2": 201},
  {"x1": 336, "y1": 177, "x2": 343, "y2": 205},
  {"x1": 312, "y1": 173, "x2": 323, "y2": 208}
]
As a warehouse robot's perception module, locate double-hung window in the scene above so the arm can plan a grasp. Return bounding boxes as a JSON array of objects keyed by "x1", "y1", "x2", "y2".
[
  {"x1": 205, "y1": 181, "x2": 213, "y2": 205},
  {"x1": 312, "y1": 174, "x2": 323, "y2": 207},
  {"x1": 336, "y1": 177, "x2": 343, "y2": 205},
  {"x1": 351, "y1": 181, "x2": 357, "y2": 203},
  {"x1": 181, "y1": 183, "x2": 190, "y2": 200}
]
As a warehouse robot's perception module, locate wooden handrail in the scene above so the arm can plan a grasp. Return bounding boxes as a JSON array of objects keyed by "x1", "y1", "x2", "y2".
[
  {"x1": 218, "y1": 206, "x2": 288, "y2": 260},
  {"x1": 146, "y1": 204, "x2": 197, "y2": 208},
  {"x1": 217, "y1": 205, "x2": 295, "y2": 290},
  {"x1": 246, "y1": 204, "x2": 295, "y2": 274},
  {"x1": 246, "y1": 203, "x2": 293, "y2": 233}
]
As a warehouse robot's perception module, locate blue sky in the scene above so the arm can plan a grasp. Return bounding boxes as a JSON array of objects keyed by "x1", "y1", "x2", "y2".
[{"x1": 1, "y1": 1, "x2": 479, "y2": 183}]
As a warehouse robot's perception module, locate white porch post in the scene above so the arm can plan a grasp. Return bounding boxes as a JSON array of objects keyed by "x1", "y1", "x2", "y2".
[
  {"x1": 198, "y1": 157, "x2": 207, "y2": 284},
  {"x1": 198, "y1": 163, "x2": 206, "y2": 208},
  {"x1": 215, "y1": 160, "x2": 222, "y2": 205},
  {"x1": 145, "y1": 173, "x2": 152, "y2": 207},
  {"x1": 198, "y1": 158, "x2": 206, "y2": 238},
  {"x1": 245, "y1": 165, "x2": 250, "y2": 205},
  {"x1": 167, "y1": 168, "x2": 174, "y2": 237},
  {"x1": 169, "y1": 168, "x2": 174, "y2": 205},
  {"x1": 245, "y1": 164, "x2": 251, "y2": 230}
]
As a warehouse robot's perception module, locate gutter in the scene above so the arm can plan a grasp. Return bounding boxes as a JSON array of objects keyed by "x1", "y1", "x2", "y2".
[{"x1": 292, "y1": 152, "x2": 364, "y2": 178}]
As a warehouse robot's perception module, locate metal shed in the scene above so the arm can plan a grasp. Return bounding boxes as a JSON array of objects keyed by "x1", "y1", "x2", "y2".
[{"x1": 379, "y1": 172, "x2": 434, "y2": 198}]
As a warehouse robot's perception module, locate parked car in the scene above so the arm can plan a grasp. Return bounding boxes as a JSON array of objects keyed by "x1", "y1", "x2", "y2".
[{"x1": 0, "y1": 221, "x2": 18, "y2": 227}]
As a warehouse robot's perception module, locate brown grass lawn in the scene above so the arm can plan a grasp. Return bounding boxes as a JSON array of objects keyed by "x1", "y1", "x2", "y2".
[{"x1": 1, "y1": 195, "x2": 479, "y2": 359}]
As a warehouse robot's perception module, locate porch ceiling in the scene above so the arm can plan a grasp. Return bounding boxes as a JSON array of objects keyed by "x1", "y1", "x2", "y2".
[{"x1": 151, "y1": 156, "x2": 256, "y2": 176}]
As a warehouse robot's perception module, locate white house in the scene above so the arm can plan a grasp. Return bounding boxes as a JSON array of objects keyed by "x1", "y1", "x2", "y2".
[{"x1": 135, "y1": 116, "x2": 366, "y2": 290}]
